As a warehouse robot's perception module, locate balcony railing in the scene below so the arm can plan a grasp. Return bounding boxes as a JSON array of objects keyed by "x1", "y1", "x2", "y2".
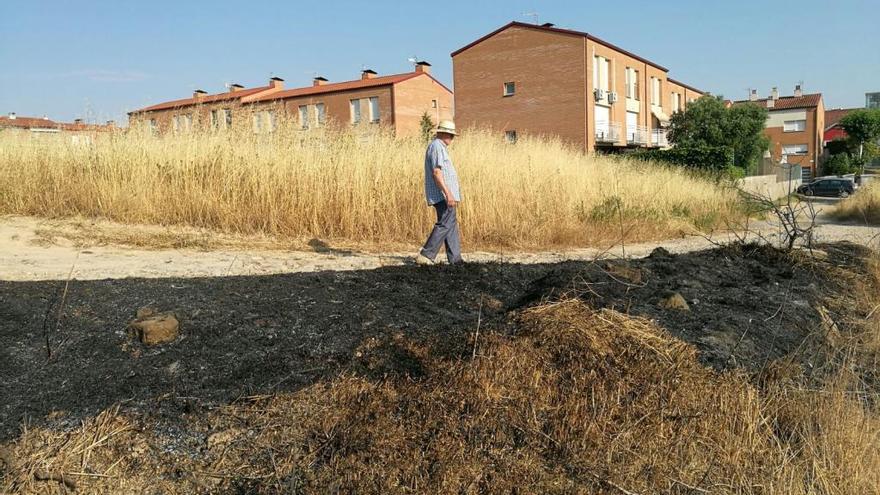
[
  {"x1": 626, "y1": 125, "x2": 650, "y2": 145},
  {"x1": 651, "y1": 128, "x2": 669, "y2": 147},
  {"x1": 595, "y1": 121, "x2": 621, "y2": 143}
]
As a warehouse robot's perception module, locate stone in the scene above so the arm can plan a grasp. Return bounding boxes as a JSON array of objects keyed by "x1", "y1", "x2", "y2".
[
  {"x1": 658, "y1": 293, "x2": 690, "y2": 311},
  {"x1": 136, "y1": 306, "x2": 157, "y2": 319},
  {"x1": 131, "y1": 314, "x2": 179, "y2": 345}
]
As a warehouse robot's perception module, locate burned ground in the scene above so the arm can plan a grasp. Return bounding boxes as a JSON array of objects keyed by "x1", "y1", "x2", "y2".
[{"x1": 0, "y1": 243, "x2": 863, "y2": 442}]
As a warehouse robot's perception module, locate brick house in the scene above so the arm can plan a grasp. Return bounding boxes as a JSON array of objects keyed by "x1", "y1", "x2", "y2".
[
  {"x1": 732, "y1": 86, "x2": 825, "y2": 179},
  {"x1": 823, "y1": 108, "x2": 858, "y2": 144},
  {"x1": 128, "y1": 63, "x2": 452, "y2": 137},
  {"x1": 450, "y1": 21, "x2": 705, "y2": 152},
  {"x1": 0, "y1": 112, "x2": 115, "y2": 134}
]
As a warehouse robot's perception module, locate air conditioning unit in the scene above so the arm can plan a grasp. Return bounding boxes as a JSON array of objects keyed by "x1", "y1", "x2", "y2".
[
  {"x1": 608, "y1": 91, "x2": 619, "y2": 104},
  {"x1": 593, "y1": 88, "x2": 606, "y2": 102}
]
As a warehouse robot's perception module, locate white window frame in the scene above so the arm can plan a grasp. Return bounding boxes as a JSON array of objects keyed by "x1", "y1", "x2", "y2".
[
  {"x1": 172, "y1": 115, "x2": 180, "y2": 133},
  {"x1": 350, "y1": 99, "x2": 361, "y2": 124},
  {"x1": 431, "y1": 99, "x2": 438, "y2": 108},
  {"x1": 652, "y1": 77, "x2": 662, "y2": 106},
  {"x1": 505, "y1": 130, "x2": 517, "y2": 143},
  {"x1": 183, "y1": 113, "x2": 192, "y2": 131},
  {"x1": 369, "y1": 97, "x2": 380, "y2": 123},
  {"x1": 782, "y1": 144, "x2": 809, "y2": 155},
  {"x1": 783, "y1": 120, "x2": 806, "y2": 132},
  {"x1": 503, "y1": 82, "x2": 515, "y2": 97},
  {"x1": 299, "y1": 105, "x2": 310, "y2": 129},
  {"x1": 252, "y1": 113, "x2": 262, "y2": 133},
  {"x1": 315, "y1": 103, "x2": 325, "y2": 126},
  {"x1": 223, "y1": 108, "x2": 232, "y2": 128}
]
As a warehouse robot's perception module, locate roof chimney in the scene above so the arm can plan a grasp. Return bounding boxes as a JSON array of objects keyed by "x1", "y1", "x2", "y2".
[
  {"x1": 749, "y1": 88, "x2": 758, "y2": 102},
  {"x1": 361, "y1": 69, "x2": 377, "y2": 80},
  {"x1": 414, "y1": 61, "x2": 431, "y2": 74},
  {"x1": 74, "y1": 118, "x2": 84, "y2": 125},
  {"x1": 229, "y1": 83, "x2": 244, "y2": 93},
  {"x1": 313, "y1": 76, "x2": 328, "y2": 86},
  {"x1": 106, "y1": 120, "x2": 116, "y2": 127},
  {"x1": 8, "y1": 112, "x2": 15, "y2": 120},
  {"x1": 269, "y1": 76, "x2": 284, "y2": 90},
  {"x1": 767, "y1": 97, "x2": 775, "y2": 109},
  {"x1": 193, "y1": 89, "x2": 208, "y2": 99},
  {"x1": 794, "y1": 83, "x2": 803, "y2": 98},
  {"x1": 770, "y1": 87, "x2": 779, "y2": 100},
  {"x1": 541, "y1": 22, "x2": 555, "y2": 27}
]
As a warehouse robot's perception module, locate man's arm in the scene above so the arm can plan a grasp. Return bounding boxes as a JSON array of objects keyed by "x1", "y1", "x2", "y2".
[{"x1": 432, "y1": 167, "x2": 457, "y2": 207}]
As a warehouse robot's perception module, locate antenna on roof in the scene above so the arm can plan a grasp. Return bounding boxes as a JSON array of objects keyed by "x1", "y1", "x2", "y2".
[
  {"x1": 522, "y1": 11, "x2": 539, "y2": 24},
  {"x1": 407, "y1": 56, "x2": 419, "y2": 69}
]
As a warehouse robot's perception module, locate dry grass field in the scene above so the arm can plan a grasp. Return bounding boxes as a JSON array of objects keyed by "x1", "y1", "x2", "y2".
[
  {"x1": 0, "y1": 124, "x2": 744, "y2": 251},
  {"x1": 833, "y1": 180, "x2": 880, "y2": 225}
]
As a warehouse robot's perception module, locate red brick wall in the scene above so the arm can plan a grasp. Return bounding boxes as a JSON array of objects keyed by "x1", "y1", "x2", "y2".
[{"x1": 391, "y1": 75, "x2": 454, "y2": 137}]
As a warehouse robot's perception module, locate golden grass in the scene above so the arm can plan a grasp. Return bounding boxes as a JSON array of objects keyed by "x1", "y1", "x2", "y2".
[
  {"x1": 3, "y1": 300, "x2": 878, "y2": 494},
  {"x1": 0, "y1": 124, "x2": 743, "y2": 251},
  {"x1": 832, "y1": 180, "x2": 880, "y2": 224}
]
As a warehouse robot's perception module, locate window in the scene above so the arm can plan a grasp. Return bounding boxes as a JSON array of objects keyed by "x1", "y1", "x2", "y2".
[
  {"x1": 626, "y1": 111, "x2": 639, "y2": 142},
  {"x1": 211, "y1": 109, "x2": 221, "y2": 128},
  {"x1": 299, "y1": 105, "x2": 310, "y2": 129},
  {"x1": 431, "y1": 99, "x2": 438, "y2": 109},
  {"x1": 784, "y1": 120, "x2": 807, "y2": 132},
  {"x1": 148, "y1": 118, "x2": 158, "y2": 134},
  {"x1": 593, "y1": 56, "x2": 609, "y2": 91},
  {"x1": 253, "y1": 113, "x2": 262, "y2": 133},
  {"x1": 505, "y1": 130, "x2": 517, "y2": 143},
  {"x1": 503, "y1": 82, "x2": 516, "y2": 96},
  {"x1": 172, "y1": 115, "x2": 180, "y2": 133},
  {"x1": 672, "y1": 93, "x2": 681, "y2": 112},
  {"x1": 369, "y1": 96, "x2": 380, "y2": 123},
  {"x1": 266, "y1": 110, "x2": 276, "y2": 132},
  {"x1": 313, "y1": 103, "x2": 325, "y2": 126},
  {"x1": 350, "y1": 99, "x2": 361, "y2": 124},
  {"x1": 651, "y1": 77, "x2": 662, "y2": 106},
  {"x1": 183, "y1": 113, "x2": 193, "y2": 131},
  {"x1": 625, "y1": 67, "x2": 639, "y2": 100},
  {"x1": 782, "y1": 144, "x2": 808, "y2": 155},
  {"x1": 224, "y1": 109, "x2": 232, "y2": 127}
]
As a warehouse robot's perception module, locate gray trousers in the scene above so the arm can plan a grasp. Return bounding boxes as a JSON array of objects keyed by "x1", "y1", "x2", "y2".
[{"x1": 420, "y1": 201, "x2": 463, "y2": 264}]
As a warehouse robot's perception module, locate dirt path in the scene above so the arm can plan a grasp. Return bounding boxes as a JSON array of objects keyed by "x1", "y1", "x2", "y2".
[{"x1": 1, "y1": 200, "x2": 877, "y2": 281}]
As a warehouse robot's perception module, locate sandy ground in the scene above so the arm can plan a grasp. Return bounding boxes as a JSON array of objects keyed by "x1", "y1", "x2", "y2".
[{"x1": 1, "y1": 199, "x2": 878, "y2": 281}]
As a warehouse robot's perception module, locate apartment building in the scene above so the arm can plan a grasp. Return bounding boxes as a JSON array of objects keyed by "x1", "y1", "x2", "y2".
[
  {"x1": 128, "y1": 79, "x2": 286, "y2": 133},
  {"x1": 128, "y1": 63, "x2": 452, "y2": 137},
  {"x1": 451, "y1": 21, "x2": 704, "y2": 152},
  {"x1": 732, "y1": 86, "x2": 825, "y2": 179}
]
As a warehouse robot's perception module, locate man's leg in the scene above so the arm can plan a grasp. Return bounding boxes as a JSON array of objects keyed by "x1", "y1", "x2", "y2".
[
  {"x1": 443, "y1": 206, "x2": 463, "y2": 264},
  {"x1": 420, "y1": 201, "x2": 450, "y2": 260}
]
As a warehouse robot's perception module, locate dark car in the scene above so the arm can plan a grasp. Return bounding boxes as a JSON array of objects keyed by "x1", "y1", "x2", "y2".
[{"x1": 796, "y1": 178, "x2": 855, "y2": 198}]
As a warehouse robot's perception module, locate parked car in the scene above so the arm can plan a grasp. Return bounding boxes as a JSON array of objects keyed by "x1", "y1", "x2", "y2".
[{"x1": 797, "y1": 178, "x2": 855, "y2": 198}]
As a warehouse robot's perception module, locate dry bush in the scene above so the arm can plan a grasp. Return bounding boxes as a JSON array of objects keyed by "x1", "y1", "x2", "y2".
[
  {"x1": 0, "y1": 124, "x2": 743, "y2": 251},
  {"x1": 4, "y1": 301, "x2": 878, "y2": 494},
  {"x1": 832, "y1": 180, "x2": 880, "y2": 225}
]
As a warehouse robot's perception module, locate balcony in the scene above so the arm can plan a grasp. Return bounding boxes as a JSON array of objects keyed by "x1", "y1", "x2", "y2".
[
  {"x1": 595, "y1": 121, "x2": 621, "y2": 143},
  {"x1": 651, "y1": 128, "x2": 669, "y2": 147},
  {"x1": 626, "y1": 125, "x2": 650, "y2": 145}
]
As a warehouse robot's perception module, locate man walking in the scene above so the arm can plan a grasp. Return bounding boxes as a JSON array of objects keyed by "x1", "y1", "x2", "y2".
[{"x1": 416, "y1": 120, "x2": 463, "y2": 265}]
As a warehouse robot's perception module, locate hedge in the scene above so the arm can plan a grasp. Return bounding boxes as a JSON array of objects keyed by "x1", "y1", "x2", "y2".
[{"x1": 631, "y1": 145, "x2": 735, "y2": 171}]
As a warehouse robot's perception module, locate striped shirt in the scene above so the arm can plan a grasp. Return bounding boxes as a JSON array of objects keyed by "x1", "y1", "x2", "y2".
[{"x1": 424, "y1": 138, "x2": 461, "y2": 205}]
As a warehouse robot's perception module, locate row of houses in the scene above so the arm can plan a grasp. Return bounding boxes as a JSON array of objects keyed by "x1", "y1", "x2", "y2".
[
  {"x1": 10, "y1": 20, "x2": 866, "y2": 180},
  {"x1": 127, "y1": 21, "x2": 705, "y2": 155},
  {"x1": 0, "y1": 113, "x2": 115, "y2": 134}
]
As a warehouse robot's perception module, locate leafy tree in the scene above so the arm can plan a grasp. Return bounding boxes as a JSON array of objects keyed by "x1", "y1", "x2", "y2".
[
  {"x1": 822, "y1": 153, "x2": 859, "y2": 175},
  {"x1": 667, "y1": 96, "x2": 769, "y2": 172},
  {"x1": 419, "y1": 112, "x2": 435, "y2": 143},
  {"x1": 840, "y1": 109, "x2": 880, "y2": 170}
]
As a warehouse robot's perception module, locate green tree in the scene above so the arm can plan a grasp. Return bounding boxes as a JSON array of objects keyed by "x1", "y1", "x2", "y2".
[
  {"x1": 667, "y1": 96, "x2": 769, "y2": 172},
  {"x1": 419, "y1": 112, "x2": 435, "y2": 143},
  {"x1": 840, "y1": 109, "x2": 880, "y2": 170}
]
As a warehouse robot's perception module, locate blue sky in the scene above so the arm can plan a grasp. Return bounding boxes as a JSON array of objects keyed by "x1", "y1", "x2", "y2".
[{"x1": 1, "y1": 0, "x2": 877, "y2": 125}]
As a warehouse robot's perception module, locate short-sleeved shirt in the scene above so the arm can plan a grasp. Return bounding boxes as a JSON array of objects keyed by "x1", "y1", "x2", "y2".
[{"x1": 424, "y1": 138, "x2": 461, "y2": 205}]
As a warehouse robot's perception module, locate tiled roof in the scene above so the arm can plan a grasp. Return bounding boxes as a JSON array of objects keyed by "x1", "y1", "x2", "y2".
[
  {"x1": 249, "y1": 72, "x2": 451, "y2": 103},
  {"x1": 732, "y1": 93, "x2": 823, "y2": 110},
  {"x1": 451, "y1": 21, "x2": 669, "y2": 72},
  {"x1": 0, "y1": 116, "x2": 59, "y2": 129},
  {"x1": 130, "y1": 85, "x2": 274, "y2": 113},
  {"x1": 824, "y1": 108, "x2": 860, "y2": 130}
]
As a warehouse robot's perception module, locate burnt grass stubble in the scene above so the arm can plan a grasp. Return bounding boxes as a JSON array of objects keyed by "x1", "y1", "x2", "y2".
[{"x1": 0, "y1": 242, "x2": 863, "y2": 444}]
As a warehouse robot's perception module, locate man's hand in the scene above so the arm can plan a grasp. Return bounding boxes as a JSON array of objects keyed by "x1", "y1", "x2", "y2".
[{"x1": 445, "y1": 195, "x2": 457, "y2": 208}]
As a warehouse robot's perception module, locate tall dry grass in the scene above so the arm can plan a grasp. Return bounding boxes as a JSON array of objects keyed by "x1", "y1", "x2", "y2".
[
  {"x1": 832, "y1": 180, "x2": 880, "y2": 225},
  {"x1": 0, "y1": 123, "x2": 742, "y2": 250}
]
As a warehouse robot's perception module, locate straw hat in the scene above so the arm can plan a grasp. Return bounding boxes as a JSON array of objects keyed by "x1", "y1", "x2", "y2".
[{"x1": 436, "y1": 120, "x2": 458, "y2": 136}]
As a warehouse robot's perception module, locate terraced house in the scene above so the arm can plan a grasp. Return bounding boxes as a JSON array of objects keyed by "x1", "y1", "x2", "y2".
[
  {"x1": 732, "y1": 86, "x2": 825, "y2": 180},
  {"x1": 128, "y1": 63, "x2": 453, "y2": 137},
  {"x1": 451, "y1": 21, "x2": 705, "y2": 152}
]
